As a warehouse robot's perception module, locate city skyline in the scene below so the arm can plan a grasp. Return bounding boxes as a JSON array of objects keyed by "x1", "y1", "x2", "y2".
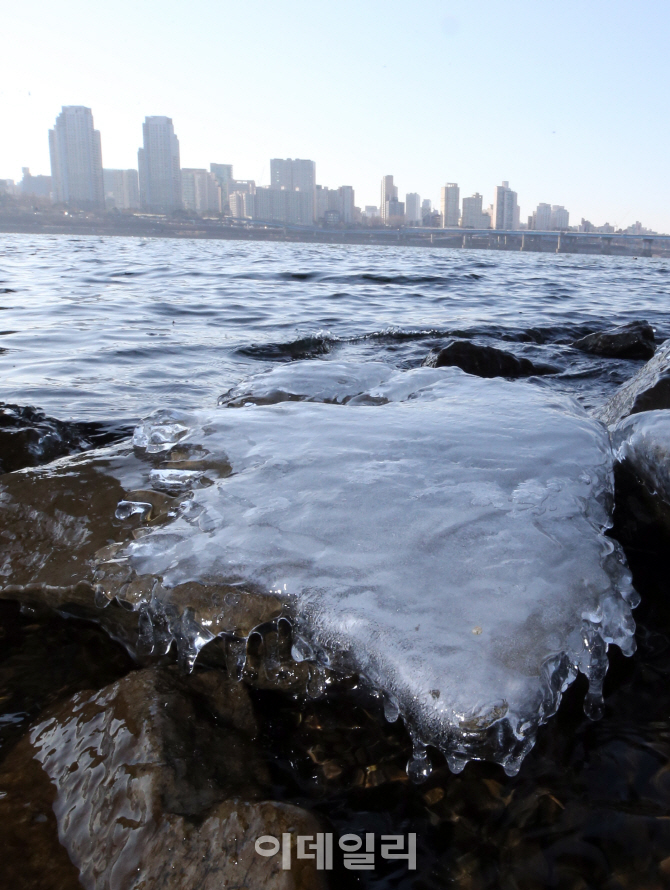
[
  {"x1": 1, "y1": 2, "x2": 668, "y2": 231},
  {"x1": 1, "y1": 104, "x2": 660, "y2": 236}
]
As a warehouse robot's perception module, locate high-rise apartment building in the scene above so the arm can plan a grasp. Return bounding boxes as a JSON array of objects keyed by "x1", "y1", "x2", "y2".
[
  {"x1": 461, "y1": 193, "x2": 491, "y2": 229},
  {"x1": 181, "y1": 169, "x2": 222, "y2": 214},
  {"x1": 315, "y1": 184, "x2": 355, "y2": 224},
  {"x1": 440, "y1": 183, "x2": 460, "y2": 228},
  {"x1": 253, "y1": 186, "x2": 313, "y2": 226},
  {"x1": 270, "y1": 159, "x2": 316, "y2": 223},
  {"x1": 103, "y1": 169, "x2": 139, "y2": 210},
  {"x1": 380, "y1": 175, "x2": 398, "y2": 223},
  {"x1": 550, "y1": 205, "x2": 569, "y2": 230},
  {"x1": 49, "y1": 106, "x2": 104, "y2": 209},
  {"x1": 493, "y1": 181, "x2": 520, "y2": 230},
  {"x1": 137, "y1": 117, "x2": 182, "y2": 212},
  {"x1": 405, "y1": 193, "x2": 421, "y2": 224},
  {"x1": 338, "y1": 186, "x2": 355, "y2": 224},
  {"x1": 210, "y1": 164, "x2": 233, "y2": 202},
  {"x1": 529, "y1": 202, "x2": 552, "y2": 231}
]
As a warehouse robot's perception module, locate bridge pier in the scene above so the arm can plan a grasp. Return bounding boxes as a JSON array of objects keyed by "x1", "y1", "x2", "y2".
[
  {"x1": 556, "y1": 233, "x2": 575, "y2": 254},
  {"x1": 642, "y1": 237, "x2": 653, "y2": 258},
  {"x1": 601, "y1": 236, "x2": 613, "y2": 256}
]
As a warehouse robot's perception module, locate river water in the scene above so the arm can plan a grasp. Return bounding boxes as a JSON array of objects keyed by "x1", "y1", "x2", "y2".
[{"x1": 2, "y1": 234, "x2": 670, "y2": 888}]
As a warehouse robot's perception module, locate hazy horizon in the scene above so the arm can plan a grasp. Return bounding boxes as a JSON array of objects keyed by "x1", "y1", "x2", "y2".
[{"x1": 1, "y1": 0, "x2": 668, "y2": 230}]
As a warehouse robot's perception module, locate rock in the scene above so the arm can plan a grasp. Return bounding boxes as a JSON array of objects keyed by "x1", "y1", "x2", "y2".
[
  {"x1": 0, "y1": 666, "x2": 326, "y2": 890},
  {"x1": 0, "y1": 402, "x2": 129, "y2": 474},
  {"x1": 612, "y1": 410, "x2": 670, "y2": 535},
  {"x1": 572, "y1": 321, "x2": 656, "y2": 360},
  {"x1": 595, "y1": 339, "x2": 670, "y2": 426},
  {"x1": 0, "y1": 443, "x2": 285, "y2": 660},
  {"x1": 422, "y1": 340, "x2": 555, "y2": 378}
]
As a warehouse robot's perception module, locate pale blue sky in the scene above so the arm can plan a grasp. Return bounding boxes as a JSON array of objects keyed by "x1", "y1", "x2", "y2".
[{"x1": 1, "y1": 0, "x2": 668, "y2": 230}]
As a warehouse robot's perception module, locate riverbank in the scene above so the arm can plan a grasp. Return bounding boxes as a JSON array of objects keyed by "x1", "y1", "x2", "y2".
[{"x1": 1, "y1": 207, "x2": 668, "y2": 257}]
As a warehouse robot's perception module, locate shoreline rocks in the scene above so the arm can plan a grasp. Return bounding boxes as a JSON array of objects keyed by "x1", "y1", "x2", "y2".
[
  {"x1": 0, "y1": 666, "x2": 327, "y2": 890},
  {"x1": 573, "y1": 321, "x2": 656, "y2": 360},
  {"x1": 595, "y1": 338, "x2": 670, "y2": 426},
  {"x1": 422, "y1": 340, "x2": 556, "y2": 378}
]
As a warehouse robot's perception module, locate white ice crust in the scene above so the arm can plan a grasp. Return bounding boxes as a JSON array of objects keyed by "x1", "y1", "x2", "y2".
[
  {"x1": 613, "y1": 410, "x2": 670, "y2": 506},
  {"x1": 129, "y1": 362, "x2": 637, "y2": 774}
]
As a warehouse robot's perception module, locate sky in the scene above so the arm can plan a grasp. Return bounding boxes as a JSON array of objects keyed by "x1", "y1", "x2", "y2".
[{"x1": 1, "y1": 0, "x2": 668, "y2": 231}]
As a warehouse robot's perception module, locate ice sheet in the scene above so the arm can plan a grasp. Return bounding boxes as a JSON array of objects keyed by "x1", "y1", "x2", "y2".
[{"x1": 122, "y1": 363, "x2": 636, "y2": 774}]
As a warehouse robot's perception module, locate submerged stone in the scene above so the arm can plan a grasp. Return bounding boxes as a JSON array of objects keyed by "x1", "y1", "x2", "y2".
[
  {"x1": 0, "y1": 666, "x2": 326, "y2": 889},
  {"x1": 573, "y1": 320, "x2": 656, "y2": 360},
  {"x1": 596, "y1": 339, "x2": 670, "y2": 426},
  {"x1": 118, "y1": 363, "x2": 635, "y2": 775}
]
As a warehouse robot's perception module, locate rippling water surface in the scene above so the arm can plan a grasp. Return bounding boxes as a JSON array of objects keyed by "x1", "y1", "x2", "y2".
[{"x1": 1, "y1": 234, "x2": 669, "y2": 419}]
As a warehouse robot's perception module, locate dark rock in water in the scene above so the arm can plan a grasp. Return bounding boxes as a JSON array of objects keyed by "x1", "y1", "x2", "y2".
[
  {"x1": 0, "y1": 403, "x2": 131, "y2": 474},
  {"x1": 595, "y1": 338, "x2": 670, "y2": 426},
  {"x1": 0, "y1": 666, "x2": 327, "y2": 889},
  {"x1": 573, "y1": 320, "x2": 656, "y2": 360},
  {"x1": 423, "y1": 340, "x2": 555, "y2": 378}
]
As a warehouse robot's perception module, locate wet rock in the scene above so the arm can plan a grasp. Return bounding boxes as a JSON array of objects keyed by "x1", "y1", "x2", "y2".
[
  {"x1": 0, "y1": 402, "x2": 130, "y2": 474},
  {"x1": 0, "y1": 666, "x2": 326, "y2": 889},
  {"x1": 595, "y1": 339, "x2": 670, "y2": 426},
  {"x1": 573, "y1": 320, "x2": 656, "y2": 360},
  {"x1": 0, "y1": 444, "x2": 285, "y2": 660},
  {"x1": 612, "y1": 410, "x2": 670, "y2": 535},
  {"x1": 422, "y1": 340, "x2": 555, "y2": 378}
]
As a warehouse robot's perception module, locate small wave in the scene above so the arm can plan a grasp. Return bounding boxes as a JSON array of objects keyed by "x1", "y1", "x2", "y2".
[{"x1": 237, "y1": 335, "x2": 336, "y2": 362}]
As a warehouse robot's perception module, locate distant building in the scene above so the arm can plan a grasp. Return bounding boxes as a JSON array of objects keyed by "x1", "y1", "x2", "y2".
[
  {"x1": 270, "y1": 159, "x2": 316, "y2": 223},
  {"x1": 0, "y1": 179, "x2": 16, "y2": 196},
  {"x1": 461, "y1": 193, "x2": 490, "y2": 229},
  {"x1": 529, "y1": 202, "x2": 552, "y2": 231},
  {"x1": 181, "y1": 169, "x2": 221, "y2": 214},
  {"x1": 49, "y1": 106, "x2": 104, "y2": 209},
  {"x1": 440, "y1": 183, "x2": 460, "y2": 228},
  {"x1": 229, "y1": 190, "x2": 255, "y2": 219},
  {"x1": 405, "y1": 192, "x2": 421, "y2": 224},
  {"x1": 362, "y1": 205, "x2": 379, "y2": 221},
  {"x1": 550, "y1": 205, "x2": 569, "y2": 230},
  {"x1": 423, "y1": 211, "x2": 442, "y2": 228},
  {"x1": 338, "y1": 186, "x2": 355, "y2": 224},
  {"x1": 380, "y1": 175, "x2": 398, "y2": 223},
  {"x1": 315, "y1": 184, "x2": 355, "y2": 224},
  {"x1": 492, "y1": 181, "x2": 520, "y2": 230},
  {"x1": 386, "y1": 197, "x2": 405, "y2": 224},
  {"x1": 252, "y1": 186, "x2": 314, "y2": 226},
  {"x1": 421, "y1": 199, "x2": 432, "y2": 223},
  {"x1": 103, "y1": 169, "x2": 139, "y2": 210},
  {"x1": 210, "y1": 164, "x2": 233, "y2": 201},
  {"x1": 137, "y1": 116, "x2": 182, "y2": 212},
  {"x1": 20, "y1": 168, "x2": 52, "y2": 199}
]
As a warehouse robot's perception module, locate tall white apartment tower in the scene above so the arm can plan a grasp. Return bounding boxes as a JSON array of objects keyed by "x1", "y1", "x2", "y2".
[
  {"x1": 380, "y1": 176, "x2": 398, "y2": 222},
  {"x1": 138, "y1": 117, "x2": 182, "y2": 212},
  {"x1": 49, "y1": 106, "x2": 104, "y2": 209},
  {"x1": 440, "y1": 183, "x2": 460, "y2": 228},
  {"x1": 405, "y1": 193, "x2": 421, "y2": 224},
  {"x1": 493, "y1": 181, "x2": 520, "y2": 230},
  {"x1": 269, "y1": 159, "x2": 316, "y2": 223}
]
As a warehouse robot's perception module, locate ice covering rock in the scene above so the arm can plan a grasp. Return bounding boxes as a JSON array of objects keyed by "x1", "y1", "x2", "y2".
[
  {"x1": 613, "y1": 410, "x2": 670, "y2": 510},
  {"x1": 596, "y1": 338, "x2": 670, "y2": 426},
  {"x1": 118, "y1": 362, "x2": 636, "y2": 776}
]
